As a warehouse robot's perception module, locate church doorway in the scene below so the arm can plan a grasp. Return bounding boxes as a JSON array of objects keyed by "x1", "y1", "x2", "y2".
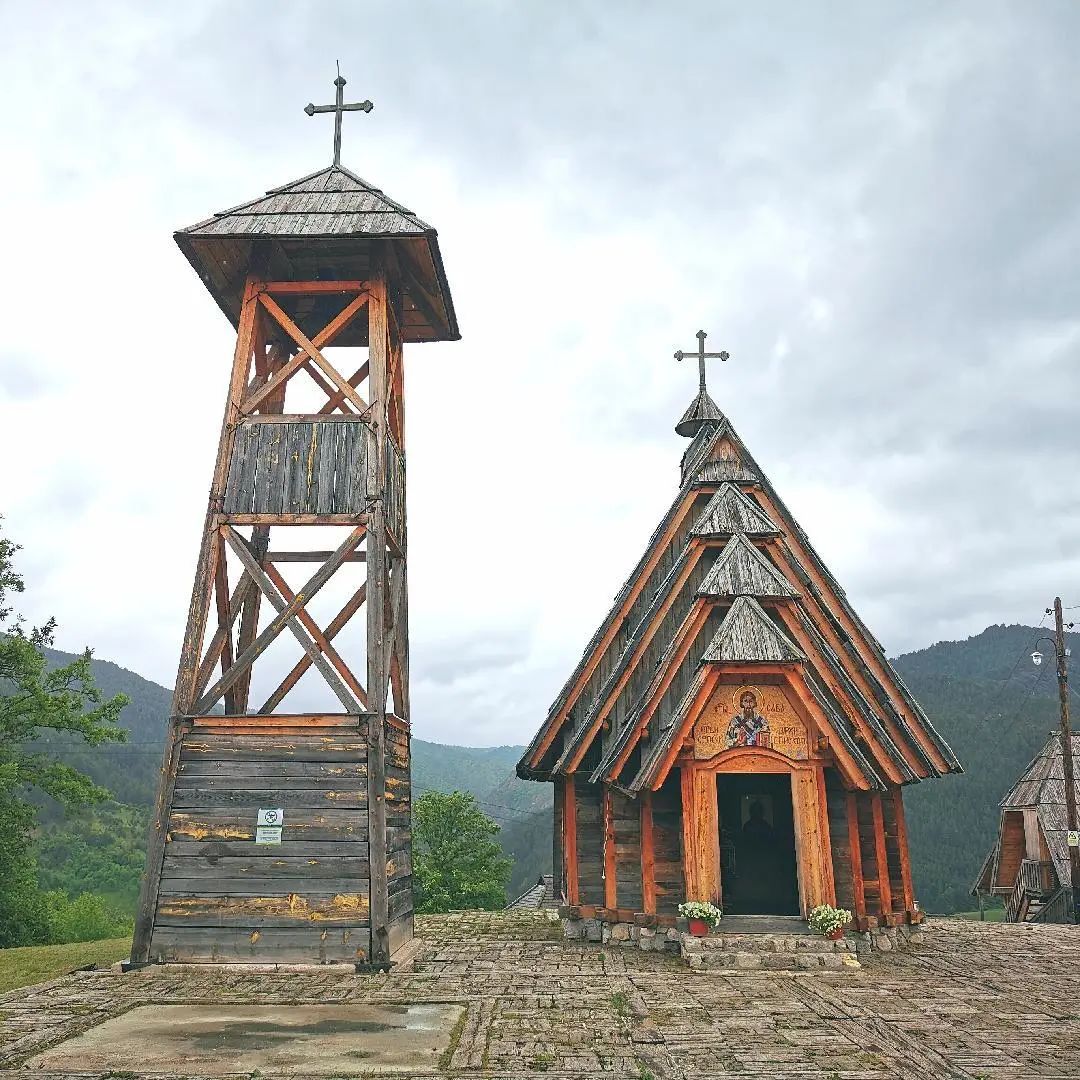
[{"x1": 716, "y1": 773, "x2": 799, "y2": 915}]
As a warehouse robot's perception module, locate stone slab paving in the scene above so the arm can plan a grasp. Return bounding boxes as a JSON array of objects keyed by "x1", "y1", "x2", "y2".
[{"x1": 1, "y1": 911, "x2": 1078, "y2": 1079}]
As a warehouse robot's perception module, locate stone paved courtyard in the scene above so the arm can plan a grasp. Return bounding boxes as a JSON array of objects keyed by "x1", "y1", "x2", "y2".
[{"x1": 1, "y1": 911, "x2": 1078, "y2": 1079}]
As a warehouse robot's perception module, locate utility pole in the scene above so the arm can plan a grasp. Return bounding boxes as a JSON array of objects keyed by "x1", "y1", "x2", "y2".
[{"x1": 1052, "y1": 597, "x2": 1080, "y2": 923}]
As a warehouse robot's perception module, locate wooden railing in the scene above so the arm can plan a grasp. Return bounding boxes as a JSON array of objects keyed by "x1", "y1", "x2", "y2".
[
  {"x1": 1031, "y1": 887, "x2": 1075, "y2": 924},
  {"x1": 1006, "y1": 860, "x2": 1057, "y2": 922}
]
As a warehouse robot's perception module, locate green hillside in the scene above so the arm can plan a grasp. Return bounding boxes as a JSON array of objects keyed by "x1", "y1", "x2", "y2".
[{"x1": 25, "y1": 621, "x2": 1077, "y2": 915}]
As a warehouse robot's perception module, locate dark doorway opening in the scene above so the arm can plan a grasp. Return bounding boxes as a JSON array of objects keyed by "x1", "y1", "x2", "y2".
[{"x1": 716, "y1": 773, "x2": 799, "y2": 915}]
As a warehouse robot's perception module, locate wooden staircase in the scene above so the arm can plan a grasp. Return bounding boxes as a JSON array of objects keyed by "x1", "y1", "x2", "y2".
[{"x1": 1005, "y1": 860, "x2": 1057, "y2": 922}]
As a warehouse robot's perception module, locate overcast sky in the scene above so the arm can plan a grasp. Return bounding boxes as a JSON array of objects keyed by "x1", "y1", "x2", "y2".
[{"x1": 3, "y1": 1, "x2": 1079, "y2": 747}]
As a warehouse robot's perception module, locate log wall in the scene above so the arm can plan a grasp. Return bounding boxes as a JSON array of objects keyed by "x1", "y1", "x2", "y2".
[
  {"x1": 574, "y1": 781, "x2": 605, "y2": 905},
  {"x1": 148, "y1": 720, "x2": 373, "y2": 964}
]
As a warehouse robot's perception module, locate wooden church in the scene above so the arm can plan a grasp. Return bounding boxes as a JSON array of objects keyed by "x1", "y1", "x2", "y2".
[
  {"x1": 132, "y1": 75, "x2": 458, "y2": 967},
  {"x1": 518, "y1": 336, "x2": 961, "y2": 931}
]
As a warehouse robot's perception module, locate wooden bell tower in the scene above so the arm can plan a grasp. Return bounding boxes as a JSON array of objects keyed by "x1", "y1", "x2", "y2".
[{"x1": 132, "y1": 75, "x2": 459, "y2": 967}]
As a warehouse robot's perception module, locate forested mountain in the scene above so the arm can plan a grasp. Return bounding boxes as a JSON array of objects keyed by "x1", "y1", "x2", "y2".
[{"x1": 27, "y1": 621, "x2": 1079, "y2": 913}]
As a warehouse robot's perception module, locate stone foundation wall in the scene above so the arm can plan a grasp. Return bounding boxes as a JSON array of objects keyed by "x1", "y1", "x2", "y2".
[
  {"x1": 561, "y1": 917, "x2": 681, "y2": 953},
  {"x1": 561, "y1": 914, "x2": 925, "y2": 966}
]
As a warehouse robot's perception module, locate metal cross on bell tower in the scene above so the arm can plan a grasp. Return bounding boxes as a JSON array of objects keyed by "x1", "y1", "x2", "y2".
[
  {"x1": 673, "y1": 330, "x2": 729, "y2": 437},
  {"x1": 674, "y1": 330, "x2": 729, "y2": 395},
  {"x1": 305, "y1": 63, "x2": 374, "y2": 166}
]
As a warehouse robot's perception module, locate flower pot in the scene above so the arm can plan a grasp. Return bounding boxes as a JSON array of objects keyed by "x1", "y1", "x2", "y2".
[
  {"x1": 688, "y1": 918, "x2": 711, "y2": 937},
  {"x1": 826, "y1": 927, "x2": 845, "y2": 941}
]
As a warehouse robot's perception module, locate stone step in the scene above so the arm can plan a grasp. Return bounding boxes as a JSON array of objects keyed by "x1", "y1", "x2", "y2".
[
  {"x1": 697, "y1": 932, "x2": 857, "y2": 953},
  {"x1": 687, "y1": 948, "x2": 860, "y2": 971},
  {"x1": 680, "y1": 931, "x2": 861, "y2": 971}
]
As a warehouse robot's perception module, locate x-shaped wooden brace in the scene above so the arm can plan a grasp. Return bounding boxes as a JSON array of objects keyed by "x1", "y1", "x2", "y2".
[
  {"x1": 240, "y1": 290, "x2": 370, "y2": 417},
  {"x1": 191, "y1": 523, "x2": 367, "y2": 715}
]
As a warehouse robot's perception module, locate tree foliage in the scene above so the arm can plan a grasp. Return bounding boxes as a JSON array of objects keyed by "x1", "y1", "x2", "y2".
[
  {"x1": 413, "y1": 790, "x2": 512, "y2": 913},
  {"x1": 0, "y1": 520, "x2": 129, "y2": 946}
]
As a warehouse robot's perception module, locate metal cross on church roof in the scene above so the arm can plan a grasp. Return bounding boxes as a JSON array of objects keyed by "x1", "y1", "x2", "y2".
[
  {"x1": 674, "y1": 330, "x2": 729, "y2": 393},
  {"x1": 305, "y1": 65, "x2": 374, "y2": 166}
]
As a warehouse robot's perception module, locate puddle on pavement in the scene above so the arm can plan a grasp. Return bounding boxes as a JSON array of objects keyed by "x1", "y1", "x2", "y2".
[{"x1": 28, "y1": 1003, "x2": 464, "y2": 1074}]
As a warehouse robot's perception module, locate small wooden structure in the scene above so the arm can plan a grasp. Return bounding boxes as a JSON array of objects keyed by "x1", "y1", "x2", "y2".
[
  {"x1": 518, "y1": 338, "x2": 961, "y2": 931},
  {"x1": 972, "y1": 732, "x2": 1079, "y2": 923},
  {"x1": 132, "y1": 77, "x2": 458, "y2": 966}
]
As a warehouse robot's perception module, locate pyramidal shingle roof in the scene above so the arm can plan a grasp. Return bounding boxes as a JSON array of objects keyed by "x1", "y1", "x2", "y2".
[
  {"x1": 698, "y1": 534, "x2": 798, "y2": 600},
  {"x1": 517, "y1": 399, "x2": 961, "y2": 790},
  {"x1": 701, "y1": 596, "x2": 806, "y2": 663},
  {"x1": 675, "y1": 388, "x2": 726, "y2": 438},
  {"x1": 692, "y1": 483, "x2": 780, "y2": 538},
  {"x1": 179, "y1": 164, "x2": 432, "y2": 238}
]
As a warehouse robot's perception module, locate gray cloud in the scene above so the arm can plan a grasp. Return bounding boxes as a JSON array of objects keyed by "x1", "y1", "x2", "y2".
[{"x1": 3, "y1": 1, "x2": 1079, "y2": 746}]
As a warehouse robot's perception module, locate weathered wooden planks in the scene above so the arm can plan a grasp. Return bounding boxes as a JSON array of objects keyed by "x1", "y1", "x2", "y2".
[
  {"x1": 155, "y1": 891, "x2": 370, "y2": 926},
  {"x1": 166, "y1": 809, "x2": 368, "y2": 843},
  {"x1": 148, "y1": 924, "x2": 370, "y2": 964},
  {"x1": 223, "y1": 419, "x2": 377, "y2": 516}
]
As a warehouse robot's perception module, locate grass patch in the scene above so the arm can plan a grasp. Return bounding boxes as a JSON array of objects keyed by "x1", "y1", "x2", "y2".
[
  {"x1": 951, "y1": 908, "x2": 1005, "y2": 922},
  {"x1": 0, "y1": 937, "x2": 131, "y2": 994}
]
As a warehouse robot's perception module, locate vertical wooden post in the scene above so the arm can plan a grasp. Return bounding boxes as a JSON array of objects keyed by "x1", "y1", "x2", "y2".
[
  {"x1": 845, "y1": 792, "x2": 867, "y2": 926},
  {"x1": 871, "y1": 791, "x2": 892, "y2": 918},
  {"x1": 640, "y1": 791, "x2": 656, "y2": 915},
  {"x1": 602, "y1": 786, "x2": 617, "y2": 911},
  {"x1": 366, "y1": 273, "x2": 390, "y2": 965},
  {"x1": 693, "y1": 768, "x2": 721, "y2": 905},
  {"x1": 564, "y1": 774, "x2": 579, "y2": 905},
  {"x1": 131, "y1": 275, "x2": 262, "y2": 965},
  {"x1": 815, "y1": 765, "x2": 837, "y2": 907},
  {"x1": 890, "y1": 787, "x2": 916, "y2": 920},
  {"x1": 679, "y1": 765, "x2": 698, "y2": 900}
]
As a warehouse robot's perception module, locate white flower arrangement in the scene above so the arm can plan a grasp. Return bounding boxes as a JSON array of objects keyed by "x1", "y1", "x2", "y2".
[
  {"x1": 678, "y1": 901, "x2": 722, "y2": 926},
  {"x1": 807, "y1": 904, "x2": 852, "y2": 936}
]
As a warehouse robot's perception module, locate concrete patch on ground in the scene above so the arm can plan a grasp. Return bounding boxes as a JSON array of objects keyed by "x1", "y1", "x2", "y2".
[{"x1": 26, "y1": 1003, "x2": 463, "y2": 1075}]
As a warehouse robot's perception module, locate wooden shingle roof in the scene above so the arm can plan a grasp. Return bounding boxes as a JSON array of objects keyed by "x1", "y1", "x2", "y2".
[
  {"x1": 697, "y1": 534, "x2": 798, "y2": 600},
  {"x1": 180, "y1": 165, "x2": 433, "y2": 238},
  {"x1": 1000, "y1": 732, "x2": 1080, "y2": 884},
  {"x1": 519, "y1": 408, "x2": 962, "y2": 791},
  {"x1": 174, "y1": 164, "x2": 459, "y2": 344}
]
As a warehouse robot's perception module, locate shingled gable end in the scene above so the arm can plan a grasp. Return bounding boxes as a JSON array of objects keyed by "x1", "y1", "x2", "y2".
[{"x1": 518, "y1": 353, "x2": 960, "y2": 931}]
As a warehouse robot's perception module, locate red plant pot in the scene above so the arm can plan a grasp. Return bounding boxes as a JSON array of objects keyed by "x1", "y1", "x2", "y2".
[
  {"x1": 688, "y1": 918, "x2": 711, "y2": 937},
  {"x1": 826, "y1": 927, "x2": 845, "y2": 941}
]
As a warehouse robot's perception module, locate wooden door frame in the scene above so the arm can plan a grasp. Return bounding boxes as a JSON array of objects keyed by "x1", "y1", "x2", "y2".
[{"x1": 679, "y1": 749, "x2": 836, "y2": 917}]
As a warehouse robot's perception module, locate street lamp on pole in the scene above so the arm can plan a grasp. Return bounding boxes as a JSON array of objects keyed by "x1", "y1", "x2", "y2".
[{"x1": 1032, "y1": 598, "x2": 1079, "y2": 924}]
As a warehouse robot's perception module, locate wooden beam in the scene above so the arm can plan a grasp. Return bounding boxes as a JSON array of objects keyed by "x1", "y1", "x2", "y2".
[
  {"x1": 891, "y1": 786, "x2": 916, "y2": 918},
  {"x1": 871, "y1": 791, "x2": 892, "y2": 918},
  {"x1": 366, "y1": 274, "x2": 391, "y2": 965},
  {"x1": 223, "y1": 514, "x2": 369, "y2": 526},
  {"x1": 564, "y1": 774, "x2": 579, "y2": 905},
  {"x1": 192, "y1": 524, "x2": 365, "y2": 713},
  {"x1": 263, "y1": 562, "x2": 369, "y2": 709},
  {"x1": 680, "y1": 766, "x2": 698, "y2": 901},
  {"x1": 193, "y1": 572, "x2": 255, "y2": 702},
  {"x1": 526, "y1": 486, "x2": 705, "y2": 769},
  {"x1": 815, "y1": 765, "x2": 837, "y2": 907},
  {"x1": 846, "y1": 792, "x2": 867, "y2": 923},
  {"x1": 133, "y1": 270, "x2": 265, "y2": 965},
  {"x1": 260, "y1": 585, "x2": 367, "y2": 713},
  {"x1": 213, "y1": 531, "x2": 237, "y2": 714},
  {"x1": 221, "y1": 526, "x2": 363, "y2": 714},
  {"x1": 640, "y1": 792, "x2": 656, "y2": 915},
  {"x1": 261, "y1": 280, "x2": 371, "y2": 294},
  {"x1": 240, "y1": 292, "x2": 369, "y2": 415},
  {"x1": 266, "y1": 550, "x2": 367, "y2": 562},
  {"x1": 259, "y1": 293, "x2": 370, "y2": 415},
  {"x1": 602, "y1": 786, "x2": 617, "y2": 911},
  {"x1": 318, "y1": 362, "x2": 370, "y2": 416}
]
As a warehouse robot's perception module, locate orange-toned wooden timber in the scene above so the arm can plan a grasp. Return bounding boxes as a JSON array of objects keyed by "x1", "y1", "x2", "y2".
[
  {"x1": 602, "y1": 787, "x2": 617, "y2": 910},
  {"x1": 846, "y1": 792, "x2": 867, "y2": 922},
  {"x1": 564, "y1": 775, "x2": 579, "y2": 905},
  {"x1": 871, "y1": 791, "x2": 893, "y2": 917},
  {"x1": 527, "y1": 487, "x2": 705, "y2": 769},
  {"x1": 891, "y1": 786, "x2": 916, "y2": 914},
  {"x1": 640, "y1": 792, "x2": 656, "y2": 915}
]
